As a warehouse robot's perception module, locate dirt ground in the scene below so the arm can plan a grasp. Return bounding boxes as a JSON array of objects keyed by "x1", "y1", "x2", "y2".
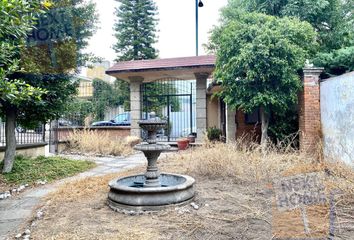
[{"x1": 17, "y1": 149, "x2": 354, "y2": 240}]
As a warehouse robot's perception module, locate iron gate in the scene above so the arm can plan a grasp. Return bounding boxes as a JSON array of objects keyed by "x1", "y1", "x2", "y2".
[{"x1": 141, "y1": 79, "x2": 196, "y2": 141}]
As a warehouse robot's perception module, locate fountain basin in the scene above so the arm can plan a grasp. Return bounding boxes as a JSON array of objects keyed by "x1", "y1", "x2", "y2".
[
  {"x1": 108, "y1": 173, "x2": 195, "y2": 211},
  {"x1": 134, "y1": 143, "x2": 170, "y2": 152}
]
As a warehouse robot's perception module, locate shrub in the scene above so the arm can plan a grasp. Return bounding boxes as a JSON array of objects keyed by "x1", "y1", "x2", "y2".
[
  {"x1": 67, "y1": 129, "x2": 136, "y2": 156},
  {"x1": 207, "y1": 127, "x2": 222, "y2": 141}
]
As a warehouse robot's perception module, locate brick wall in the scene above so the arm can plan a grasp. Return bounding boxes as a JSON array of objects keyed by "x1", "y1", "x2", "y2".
[
  {"x1": 298, "y1": 67, "x2": 323, "y2": 151},
  {"x1": 235, "y1": 110, "x2": 261, "y2": 142},
  {"x1": 57, "y1": 126, "x2": 131, "y2": 142}
]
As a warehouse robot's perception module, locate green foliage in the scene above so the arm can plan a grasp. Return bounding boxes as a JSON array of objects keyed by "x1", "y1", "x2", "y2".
[
  {"x1": 268, "y1": 107, "x2": 299, "y2": 144},
  {"x1": 211, "y1": 12, "x2": 317, "y2": 115},
  {"x1": 113, "y1": 0, "x2": 158, "y2": 61},
  {"x1": 0, "y1": 155, "x2": 95, "y2": 185},
  {"x1": 63, "y1": 98, "x2": 94, "y2": 126},
  {"x1": 223, "y1": 0, "x2": 354, "y2": 74},
  {"x1": 313, "y1": 46, "x2": 354, "y2": 77},
  {"x1": 1, "y1": 0, "x2": 98, "y2": 126},
  {"x1": 113, "y1": 0, "x2": 159, "y2": 108},
  {"x1": 0, "y1": 0, "x2": 42, "y2": 40},
  {"x1": 114, "y1": 79, "x2": 130, "y2": 111},
  {"x1": 141, "y1": 81, "x2": 181, "y2": 116},
  {"x1": 21, "y1": 0, "x2": 99, "y2": 74},
  {"x1": 0, "y1": 72, "x2": 44, "y2": 108},
  {"x1": 5, "y1": 73, "x2": 78, "y2": 128},
  {"x1": 92, "y1": 78, "x2": 123, "y2": 121},
  {"x1": 207, "y1": 127, "x2": 222, "y2": 141},
  {"x1": 0, "y1": 0, "x2": 45, "y2": 107}
]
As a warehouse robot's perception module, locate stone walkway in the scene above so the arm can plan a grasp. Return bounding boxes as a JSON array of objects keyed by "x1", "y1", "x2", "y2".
[{"x1": 0, "y1": 153, "x2": 146, "y2": 240}]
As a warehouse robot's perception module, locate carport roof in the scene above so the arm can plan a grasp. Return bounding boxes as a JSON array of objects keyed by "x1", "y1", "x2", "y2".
[{"x1": 105, "y1": 55, "x2": 216, "y2": 82}]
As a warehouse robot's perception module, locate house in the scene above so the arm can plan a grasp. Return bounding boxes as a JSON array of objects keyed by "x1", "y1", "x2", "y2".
[{"x1": 106, "y1": 55, "x2": 322, "y2": 150}]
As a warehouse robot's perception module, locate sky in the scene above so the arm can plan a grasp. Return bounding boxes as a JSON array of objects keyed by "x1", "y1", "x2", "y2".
[{"x1": 85, "y1": 0, "x2": 228, "y2": 63}]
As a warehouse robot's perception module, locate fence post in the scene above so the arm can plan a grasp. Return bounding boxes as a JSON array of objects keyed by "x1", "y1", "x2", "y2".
[{"x1": 299, "y1": 66, "x2": 324, "y2": 152}]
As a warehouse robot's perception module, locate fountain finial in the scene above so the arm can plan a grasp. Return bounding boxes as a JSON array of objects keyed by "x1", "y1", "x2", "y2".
[{"x1": 149, "y1": 111, "x2": 156, "y2": 119}]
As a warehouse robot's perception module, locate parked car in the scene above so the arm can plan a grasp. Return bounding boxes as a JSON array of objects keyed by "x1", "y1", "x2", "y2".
[
  {"x1": 58, "y1": 118, "x2": 72, "y2": 126},
  {"x1": 91, "y1": 112, "x2": 131, "y2": 126},
  {"x1": 91, "y1": 112, "x2": 164, "y2": 137}
]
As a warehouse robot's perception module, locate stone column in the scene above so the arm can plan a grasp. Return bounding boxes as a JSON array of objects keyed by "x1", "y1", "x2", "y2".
[
  {"x1": 299, "y1": 67, "x2": 324, "y2": 152},
  {"x1": 129, "y1": 76, "x2": 143, "y2": 138},
  {"x1": 195, "y1": 73, "x2": 209, "y2": 141},
  {"x1": 225, "y1": 105, "x2": 236, "y2": 142}
]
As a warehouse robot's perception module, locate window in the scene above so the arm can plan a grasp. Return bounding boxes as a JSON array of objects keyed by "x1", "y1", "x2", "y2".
[
  {"x1": 115, "y1": 113, "x2": 128, "y2": 122},
  {"x1": 245, "y1": 108, "x2": 260, "y2": 124}
]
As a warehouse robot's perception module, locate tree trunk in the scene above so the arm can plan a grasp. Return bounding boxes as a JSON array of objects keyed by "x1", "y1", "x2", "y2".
[
  {"x1": 260, "y1": 106, "x2": 270, "y2": 151},
  {"x1": 2, "y1": 107, "x2": 17, "y2": 173}
]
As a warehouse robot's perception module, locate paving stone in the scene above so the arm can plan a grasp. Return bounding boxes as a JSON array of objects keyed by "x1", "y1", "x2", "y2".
[{"x1": 0, "y1": 153, "x2": 146, "y2": 239}]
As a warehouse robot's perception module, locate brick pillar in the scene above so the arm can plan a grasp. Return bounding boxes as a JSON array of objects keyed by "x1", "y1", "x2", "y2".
[
  {"x1": 195, "y1": 73, "x2": 209, "y2": 141},
  {"x1": 299, "y1": 67, "x2": 324, "y2": 151},
  {"x1": 129, "y1": 76, "x2": 143, "y2": 138}
]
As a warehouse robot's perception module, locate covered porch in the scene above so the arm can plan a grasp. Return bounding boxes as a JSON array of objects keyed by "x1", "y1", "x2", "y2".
[{"x1": 106, "y1": 55, "x2": 224, "y2": 142}]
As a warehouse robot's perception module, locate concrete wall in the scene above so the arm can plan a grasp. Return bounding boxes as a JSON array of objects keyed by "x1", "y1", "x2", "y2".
[
  {"x1": 320, "y1": 71, "x2": 354, "y2": 165},
  {"x1": 0, "y1": 143, "x2": 46, "y2": 159},
  {"x1": 207, "y1": 95, "x2": 219, "y2": 128}
]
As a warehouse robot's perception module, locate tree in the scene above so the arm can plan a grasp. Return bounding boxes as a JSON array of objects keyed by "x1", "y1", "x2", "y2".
[
  {"x1": 222, "y1": 0, "x2": 354, "y2": 74},
  {"x1": 113, "y1": 0, "x2": 158, "y2": 61},
  {"x1": 313, "y1": 47, "x2": 354, "y2": 77},
  {"x1": 0, "y1": 0, "x2": 47, "y2": 173},
  {"x1": 210, "y1": 12, "x2": 317, "y2": 146},
  {"x1": 113, "y1": 0, "x2": 159, "y2": 109},
  {"x1": 1, "y1": 0, "x2": 98, "y2": 173},
  {"x1": 92, "y1": 78, "x2": 123, "y2": 120}
]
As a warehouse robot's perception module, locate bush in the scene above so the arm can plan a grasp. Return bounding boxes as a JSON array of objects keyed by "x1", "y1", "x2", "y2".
[
  {"x1": 207, "y1": 127, "x2": 222, "y2": 141},
  {"x1": 67, "y1": 129, "x2": 136, "y2": 156}
]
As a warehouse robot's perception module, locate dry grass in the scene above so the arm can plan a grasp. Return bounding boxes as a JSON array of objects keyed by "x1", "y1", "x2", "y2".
[
  {"x1": 183, "y1": 139, "x2": 307, "y2": 182},
  {"x1": 66, "y1": 129, "x2": 140, "y2": 156},
  {"x1": 47, "y1": 167, "x2": 144, "y2": 204},
  {"x1": 183, "y1": 139, "x2": 353, "y2": 194},
  {"x1": 26, "y1": 140, "x2": 354, "y2": 240}
]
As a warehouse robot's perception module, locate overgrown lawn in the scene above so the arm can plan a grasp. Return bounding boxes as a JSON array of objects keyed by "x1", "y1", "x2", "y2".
[{"x1": 0, "y1": 155, "x2": 96, "y2": 185}]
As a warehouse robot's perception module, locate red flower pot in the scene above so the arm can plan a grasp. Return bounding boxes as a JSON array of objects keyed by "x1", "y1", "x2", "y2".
[{"x1": 177, "y1": 139, "x2": 189, "y2": 150}]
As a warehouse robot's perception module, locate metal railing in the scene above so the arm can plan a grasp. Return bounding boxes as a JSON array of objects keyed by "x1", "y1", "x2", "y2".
[{"x1": 0, "y1": 121, "x2": 46, "y2": 147}]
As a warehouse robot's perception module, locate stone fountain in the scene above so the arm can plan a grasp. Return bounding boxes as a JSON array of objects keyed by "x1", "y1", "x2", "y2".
[{"x1": 108, "y1": 113, "x2": 195, "y2": 211}]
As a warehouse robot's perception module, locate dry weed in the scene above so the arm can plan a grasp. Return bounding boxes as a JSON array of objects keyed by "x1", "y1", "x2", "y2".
[
  {"x1": 28, "y1": 140, "x2": 354, "y2": 239},
  {"x1": 182, "y1": 138, "x2": 353, "y2": 194},
  {"x1": 67, "y1": 129, "x2": 137, "y2": 156},
  {"x1": 182, "y1": 138, "x2": 306, "y2": 183},
  {"x1": 47, "y1": 167, "x2": 144, "y2": 204}
]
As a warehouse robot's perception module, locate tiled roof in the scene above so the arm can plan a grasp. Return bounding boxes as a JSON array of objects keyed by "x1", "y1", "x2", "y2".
[{"x1": 106, "y1": 55, "x2": 216, "y2": 73}]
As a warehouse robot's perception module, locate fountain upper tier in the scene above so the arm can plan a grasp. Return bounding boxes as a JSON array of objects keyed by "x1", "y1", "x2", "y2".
[{"x1": 137, "y1": 112, "x2": 167, "y2": 144}]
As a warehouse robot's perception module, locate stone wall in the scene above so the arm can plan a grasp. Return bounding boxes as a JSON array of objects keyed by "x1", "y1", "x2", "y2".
[
  {"x1": 320, "y1": 71, "x2": 354, "y2": 165},
  {"x1": 0, "y1": 143, "x2": 46, "y2": 159}
]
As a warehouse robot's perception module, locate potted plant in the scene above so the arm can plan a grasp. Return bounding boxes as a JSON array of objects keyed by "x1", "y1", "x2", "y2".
[
  {"x1": 187, "y1": 132, "x2": 197, "y2": 143},
  {"x1": 207, "y1": 127, "x2": 222, "y2": 142},
  {"x1": 177, "y1": 138, "x2": 190, "y2": 150}
]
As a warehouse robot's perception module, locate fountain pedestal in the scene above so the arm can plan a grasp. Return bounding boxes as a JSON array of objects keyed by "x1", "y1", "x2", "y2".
[{"x1": 107, "y1": 113, "x2": 195, "y2": 211}]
